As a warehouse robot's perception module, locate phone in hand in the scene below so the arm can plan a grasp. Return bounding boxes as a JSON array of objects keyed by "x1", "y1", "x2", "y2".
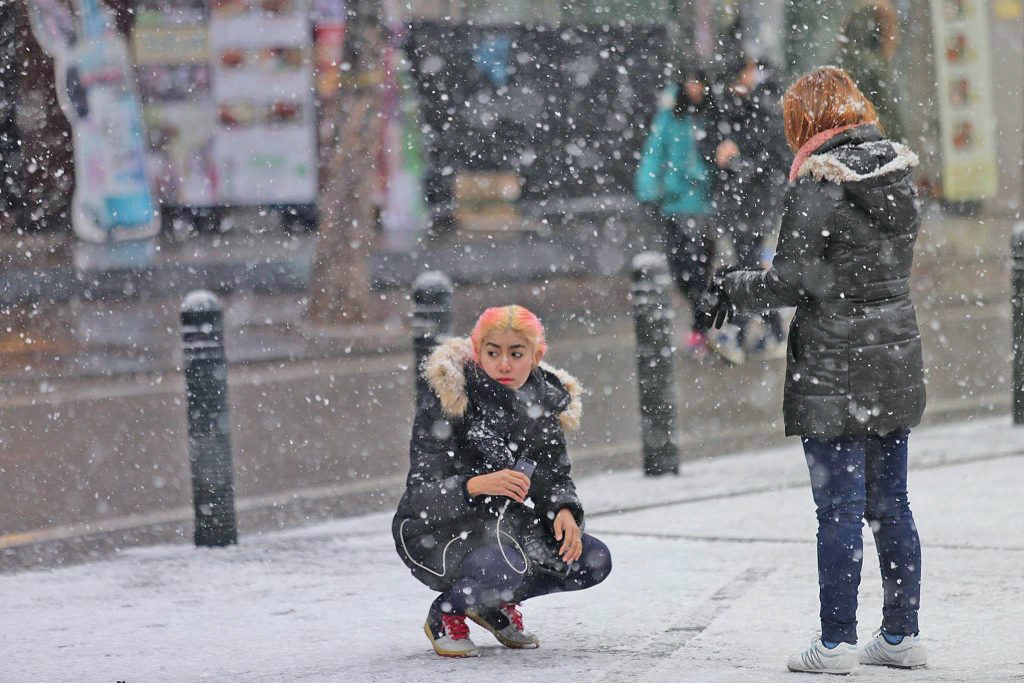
[{"x1": 512, "y1": 457, "x2": 536, "y2": 480}]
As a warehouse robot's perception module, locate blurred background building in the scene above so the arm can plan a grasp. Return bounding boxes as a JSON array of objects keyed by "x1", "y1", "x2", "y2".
[{"x1": 0, "y1": 1, "x2": 1021, "y2": 249}]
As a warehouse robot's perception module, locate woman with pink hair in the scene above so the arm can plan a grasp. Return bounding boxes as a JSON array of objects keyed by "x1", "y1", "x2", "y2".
[{"x1": 393, "y1": 305, "x2": 611, "y2": 658}]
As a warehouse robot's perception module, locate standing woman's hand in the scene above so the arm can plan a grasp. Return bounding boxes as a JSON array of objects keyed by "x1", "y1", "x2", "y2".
[
  {"x1": 553, "y1": 508, "x2": 583, "y2": 563},
  {"x1": 716, "y1": 139, "x2": 740, "y2": 168}
]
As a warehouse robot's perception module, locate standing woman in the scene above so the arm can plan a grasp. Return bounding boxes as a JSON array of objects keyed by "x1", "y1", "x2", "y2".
[
  {"x1": 635, "y1": 64, "x2": 716, "y2": 355},
  {"x1": 703, "y1": 66, "x2": 927, "y2": 674},
  {"x1": 393, "y1": 305, "x2": 611, "y2": 658}
]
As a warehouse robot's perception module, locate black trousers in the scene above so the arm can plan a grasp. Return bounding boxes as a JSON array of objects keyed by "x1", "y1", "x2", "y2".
[
  {"x1": 718, "y1": 215, "x2": 784, "y2": 344},
  {"x1": 433, "y1": 534, "x2": 612, "y2": 615},
  {"x1": 661, "y1": 214, "x2": 715, "y2": 333}
]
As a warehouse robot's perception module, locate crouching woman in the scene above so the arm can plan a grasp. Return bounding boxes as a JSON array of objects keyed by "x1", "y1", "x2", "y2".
[{"x1": 393, "y1": 305, "x2": 612, "y2": 658}]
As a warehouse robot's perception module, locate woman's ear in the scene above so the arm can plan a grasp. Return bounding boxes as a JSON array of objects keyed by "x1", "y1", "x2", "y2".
[{"x1": 533, "y1": 346, "x2": 545, "y2": 368}]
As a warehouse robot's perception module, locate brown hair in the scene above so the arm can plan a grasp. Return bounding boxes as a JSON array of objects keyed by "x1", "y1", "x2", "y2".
[{"x1": 782, "y1": 66, "x2": 881, "y2": 152}]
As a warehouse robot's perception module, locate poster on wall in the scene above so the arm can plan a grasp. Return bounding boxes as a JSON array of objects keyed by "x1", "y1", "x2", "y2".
[
  {"x1": 131, "y1": 0, "x2": 317, "y2": 208},
  {"x1": 209, "y1": 0, "x2": 318, "y2": 205},
  {"x1": 930, "y1": 0, "x2": 999, "y2": 201},
  {"x1": 29, "y1": 0, "x2": 159, "y2": 243},
  {"x1": 132, "y1": 2, "x2": 216, "y2": 207}
]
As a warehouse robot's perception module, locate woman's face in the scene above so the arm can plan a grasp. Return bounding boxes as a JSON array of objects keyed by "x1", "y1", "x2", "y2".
[
  {"x1": 684, "y1": 79, "x2": 705, "y2": 105},
  {"x1": 478, "y1": 330, "x2": 542, "y2": 390}
]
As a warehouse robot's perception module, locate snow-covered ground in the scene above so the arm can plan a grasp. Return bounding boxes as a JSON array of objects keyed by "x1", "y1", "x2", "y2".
[{"x1": 2, "y1": 417, "x2": 1023, "y2": 681}]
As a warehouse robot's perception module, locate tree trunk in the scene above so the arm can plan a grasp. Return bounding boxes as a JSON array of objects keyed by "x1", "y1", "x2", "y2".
[{"x1": 307, "y1": 0, "x2": 383, "y2": 326}]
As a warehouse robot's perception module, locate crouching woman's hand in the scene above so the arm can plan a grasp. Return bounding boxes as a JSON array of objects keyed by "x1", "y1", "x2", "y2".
[
  {"x1": 466, "y1": 470, "x2": 530, "y2": 503},
  {"x1": 554, "y1": 508, "x2": 583, "y2": 563}
]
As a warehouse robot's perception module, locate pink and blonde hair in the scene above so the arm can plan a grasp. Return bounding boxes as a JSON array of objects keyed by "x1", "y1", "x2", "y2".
[{"x1": 470, "y1": 305, "x2": 547, "y2": 361}]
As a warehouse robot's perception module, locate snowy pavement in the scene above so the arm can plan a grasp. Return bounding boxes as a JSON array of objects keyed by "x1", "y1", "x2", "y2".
[{"x1": 2, "y1": 417, "x2": 1023, "y2": 681}]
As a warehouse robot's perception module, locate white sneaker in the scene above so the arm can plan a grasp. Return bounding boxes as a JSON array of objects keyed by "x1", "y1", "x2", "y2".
[
  {"x1": 859, "y1": 631, "x2": 927, "y2": 669},
  {"x1": 424, "y1": 612, "x2": 479, "y2": 658},
  {"x1": 750, "y1": 332, "x2": 788, "y2": 360},
  {"x1": 787, "y1": 639, "x2": 858, "y2": 675},
  {"x1": 707, "y1": 326, "x2": 746, "y2": 365},
  {"x1": 467, "y1": 603, "x2": 540, "y2": 649}
]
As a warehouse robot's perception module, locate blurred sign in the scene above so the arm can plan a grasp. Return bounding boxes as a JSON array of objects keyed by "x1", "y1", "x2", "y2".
[
  {"x1": 130, "y1": 0, "x2": 318, "y2": 208},
  {"x1": 132, "y1": 3, "x2": 216, "y2": 206},
  {"x1": 210, "y1": 0, "x2": 317, "y2": 204},
  {"x1": 994, "y1": 0, "x2": 1021, "y2": 20},
  {"x1": 28, "y1": 0, "x2": 159, "y2": 243},
  {"x1": 930, "y1": 0, "x2": 999, "y2": 201}
]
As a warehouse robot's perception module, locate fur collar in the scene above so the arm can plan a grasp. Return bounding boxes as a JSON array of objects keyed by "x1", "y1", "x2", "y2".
[
  {"x1": 795, "y1": 140, "x2": 918, "y2": 185},
  {"x1": 422, "y1": 337, "x2": 583, "y2": 432}
]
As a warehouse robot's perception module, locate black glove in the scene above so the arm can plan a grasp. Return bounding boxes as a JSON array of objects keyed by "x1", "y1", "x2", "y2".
[
  {"x1": 697, "y1": 265, "x2": 748, "y2": 329},
  {"x1": 695, "y1": 284, "x2": 735, "y2": 330}
]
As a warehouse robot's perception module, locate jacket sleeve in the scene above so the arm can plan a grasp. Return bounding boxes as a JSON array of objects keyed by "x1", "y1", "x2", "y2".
[
  {"x1": 400, "y1": 391, "x2": 476, "y2": 526},
  {"x1": 760, "y1": 92, "x2": 792, "y2": 175},
  {"x1": 721, "y1": 180, "x2": 839, "y2": 311},
  {"x1": 529, "y1": 423, "x2": 585, "y2": 530},
  {"x1": 698, "y1": 110, "x2": 723, "y2": 170},
  {"x1": 635, "y1": 110, "x2": 668, "y2": 203}
]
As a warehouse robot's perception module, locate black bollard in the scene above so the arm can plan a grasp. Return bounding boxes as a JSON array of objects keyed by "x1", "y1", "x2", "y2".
[
  {"x1": 1013, "y1": 223, "x2": 1024, "y2": 425},
  {"x1": 181, "y1": 290, "x2": 238, "y2": 546},
  {"x1": 411, "y1": 271, "x2": 453, "y2": 401},
  {"x1": 631, "y1": 252, "x2": 680, "y2": 475}
]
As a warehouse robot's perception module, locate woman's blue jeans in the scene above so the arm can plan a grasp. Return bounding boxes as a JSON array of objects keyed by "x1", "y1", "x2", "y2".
[{"x1": 801, "y1": 430, "x2": 921, "y2": 644}]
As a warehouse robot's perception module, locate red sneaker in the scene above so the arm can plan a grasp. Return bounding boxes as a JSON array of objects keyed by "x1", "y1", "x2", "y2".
[
  {"x1": 684, "y1": 330, "x2": 708, "y2": 356},
  {"x1": 467, "y1": 602, "x2": 540, "y2": 649},
  {"x1": 424, "y1": 609, "x2": 478, "y2": 657}
]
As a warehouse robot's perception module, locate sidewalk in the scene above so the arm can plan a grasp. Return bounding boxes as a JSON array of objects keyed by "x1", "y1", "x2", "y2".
[{"x1": 2, "y1": 417, "x2": 1021, "y2": 681}]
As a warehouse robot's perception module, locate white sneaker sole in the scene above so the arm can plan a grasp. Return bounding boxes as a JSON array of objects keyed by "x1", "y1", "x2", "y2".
[
  {"x1": 466, "y1": 611, "x2": 540, "y2": 649},
  {"x1": 708, "y1": 343, "x2": 746, "y2": 365},
  {"x1": 423, "y1": 623, "x2": 479, "y2": 658},
  {"x1": 861, "y1": 661, "x2": 926, "y2": 670},
  {"x1": 786, "y1": 664, "x2": 855, "y2": 675}
]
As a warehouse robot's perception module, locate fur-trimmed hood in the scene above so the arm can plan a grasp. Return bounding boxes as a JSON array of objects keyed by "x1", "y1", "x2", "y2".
[
  {"x1": 795, "y1": 139, "x2": 918, "y2": 185},
  {"x1": 422, "y1": 337, "x2": 583, "y2": 432},
  {"x1": 793, "y1": 126, "x2": 919, "y2": 232}
]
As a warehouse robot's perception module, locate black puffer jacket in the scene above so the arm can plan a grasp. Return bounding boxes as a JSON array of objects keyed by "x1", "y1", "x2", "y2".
[
  {"x1": 721, "y1": 124, "x2": 925, "y2": 437},
  {"x1": 700, "y1": 80, "x2": 791, "y2": 226},
  {"x1": 393, "y1": 337, "x2": 584, "y2": 591}
]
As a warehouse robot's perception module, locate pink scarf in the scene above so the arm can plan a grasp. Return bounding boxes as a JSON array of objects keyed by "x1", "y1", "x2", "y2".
[{"x1": 788, "y1": 123, "x2": 860, "y2": 182}]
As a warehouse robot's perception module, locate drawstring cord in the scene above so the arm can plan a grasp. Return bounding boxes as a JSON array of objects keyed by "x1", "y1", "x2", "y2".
[{"x1": 398, "y1": 500, "x2": 530, "y2": 578}]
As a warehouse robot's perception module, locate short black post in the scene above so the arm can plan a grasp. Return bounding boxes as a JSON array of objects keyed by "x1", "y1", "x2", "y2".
[
  {"x1": 181, "y1": 290, "x2": 238, "y2": 546},
  {"x1": 1013, "y1": 223, "x2": 1024, "y2": 425},
  {"x1": 631, "y1": 252, "x2": 679, "y2": 475},
  {"x1": 411, "y1": 271, "x2": 453, "y2": 401}
]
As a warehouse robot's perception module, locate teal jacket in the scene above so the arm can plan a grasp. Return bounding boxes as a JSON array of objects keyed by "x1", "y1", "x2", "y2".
[{"x1": 635, "y1": 88, "x2": 713, "y2": 216}]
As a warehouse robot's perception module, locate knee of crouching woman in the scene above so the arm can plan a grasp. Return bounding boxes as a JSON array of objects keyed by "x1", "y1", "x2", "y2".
[{"x1": 581, "y1": 536, "x2": 613, "y2": 585}]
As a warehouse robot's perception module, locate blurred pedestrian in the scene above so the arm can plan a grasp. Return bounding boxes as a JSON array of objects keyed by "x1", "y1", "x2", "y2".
[
  {"x1": 393, "y1": 305, "x2": 612, "y2": 658},
  {"x1": 834, "y1": 0, "x2": 905, "y2": 143},
  {"x1": 636, "y1": 63, "x2": 716, "y2": 356},
  {"x1": 699, "y1": 66, "x2": 927, "y2": 674},
  {"x1": 701, "y1": 50, "x2": 791, "y2": 364}
]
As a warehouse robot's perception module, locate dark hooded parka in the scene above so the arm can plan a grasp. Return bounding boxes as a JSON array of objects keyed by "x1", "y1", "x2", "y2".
[
  {"x1": 720, "y1": 124, "x2": 925, "y2": 437},
  {"x1": 700, "y1": 65, "x2": 791, "y2": 230},
  {"x1": 393, "y1": 337, "x2": 584, "y2": 591}
]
